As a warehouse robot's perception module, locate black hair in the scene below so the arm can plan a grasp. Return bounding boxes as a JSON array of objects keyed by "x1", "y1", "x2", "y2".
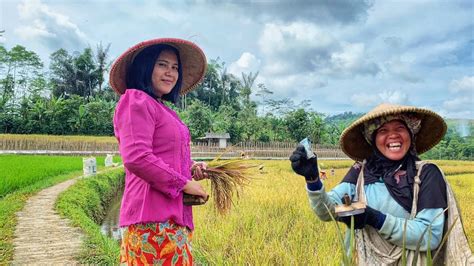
[{"x1": 126, "y1": 44, "x2": 183, "y2": 104}]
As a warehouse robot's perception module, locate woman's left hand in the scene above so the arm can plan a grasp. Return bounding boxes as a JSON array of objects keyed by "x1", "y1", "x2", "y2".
[{"x1": 192, "y1": 161, "x2": 209, "y2": 180}]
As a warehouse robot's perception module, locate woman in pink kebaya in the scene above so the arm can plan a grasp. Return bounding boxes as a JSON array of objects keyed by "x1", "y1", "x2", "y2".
[{"x1": 109, "y1": 38, "x2": 208, "y2": 265}]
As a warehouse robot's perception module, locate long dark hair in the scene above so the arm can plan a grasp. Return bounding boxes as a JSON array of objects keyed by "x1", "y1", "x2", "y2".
[{"x1": 126, "y1": 44, "x2": 183, "y2": 103}]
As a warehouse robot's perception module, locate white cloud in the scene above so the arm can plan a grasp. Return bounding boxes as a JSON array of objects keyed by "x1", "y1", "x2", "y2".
[
  {"x1": 228, "y1": 52, "x2": 261, "y2": 77},
  {"x1": 378, "y1": 90, "x2": 409, "y2": 104},
  {"x1": 265, "y1": 72, "x2": 327, "y2": 97},
  {"x1": 440, "y1": 76, "x2": 474, "y2": 118},
  {"x1": 449, "y1": 76, "x2": 474, "y2": 93},
  {"x1": 258, "y1": 22, "x2": 380, "y2": 79},
  {"x1": 1, "y1": 0, "x2": 472, "y2": 119},
  {"x1": 14, "y1": 0, "x2": 88, "y2": 49},
  {"x1": 351, "y1": 93, "x2": 379, "y2": 107},
  {"x1": 384, "y1": 58, "x2": 422, "y2": 83},
  {"x1": 351, "y1": 89, "x2": 409, "y2": 107},
  {"x1": 259, "y1": 22, "x2": 335, "y2": 56},
  {"x1": 329, "y1": 42, "x2": 380, "y2": 76},
  {"x1": 443, "y1": 97, "x2": 472, "y2": 111},
  {"x1": 15, "y1": 20, "x2": 54, "y2": 39}
]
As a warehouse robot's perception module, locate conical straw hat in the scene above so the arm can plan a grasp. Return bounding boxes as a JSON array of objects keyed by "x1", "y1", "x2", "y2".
[
  {"x1": 109, "y1": 38, "x2": 207, "y2": 95},
  {"x1": 340, "y1": 103, "x2": 447, "y2": 161}
]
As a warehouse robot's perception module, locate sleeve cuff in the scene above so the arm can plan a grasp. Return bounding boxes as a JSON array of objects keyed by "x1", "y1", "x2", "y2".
[{"x1": 306, "y1": 179, "x2": 323, "y2": 191}]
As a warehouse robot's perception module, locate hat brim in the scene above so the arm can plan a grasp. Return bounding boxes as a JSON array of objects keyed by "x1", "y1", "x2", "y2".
[
  {"x1": 340, "y1": 103, "x2": 447, "y2": 161},
  {"x1": 109, "y1": 38, "x2": 207, "y2": 95}
]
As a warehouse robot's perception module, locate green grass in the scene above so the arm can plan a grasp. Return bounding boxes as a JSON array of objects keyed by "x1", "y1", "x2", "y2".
[
  {"x1": 0, "y1": 155, "x2": 121, "y2": 198},
  {"x1": 0, "y1": 155, "x2": 120, "y2": 265},
  {"x1": 55, "y1": 168, "x2": 124, "y2": 265}
]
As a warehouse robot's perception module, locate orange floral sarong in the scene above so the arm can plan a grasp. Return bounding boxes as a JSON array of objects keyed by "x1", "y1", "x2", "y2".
[{"x1": 120, "y1": 220, "x2": 193, "y2": 265}]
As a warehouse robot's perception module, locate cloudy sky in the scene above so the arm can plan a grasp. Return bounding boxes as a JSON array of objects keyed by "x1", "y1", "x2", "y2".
[{"x1": 1, "y1": 0, "x2": 473, "y2": 119}]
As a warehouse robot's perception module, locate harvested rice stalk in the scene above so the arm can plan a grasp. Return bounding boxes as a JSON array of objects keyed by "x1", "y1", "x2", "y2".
[{"x1": 198, "y1": 159, "x2": 260, "y2": 214}]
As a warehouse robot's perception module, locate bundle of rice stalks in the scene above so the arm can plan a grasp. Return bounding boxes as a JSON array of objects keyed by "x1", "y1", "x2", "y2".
[{"x1": 202, "y1": 159, "x2": 260, "y2": 214}]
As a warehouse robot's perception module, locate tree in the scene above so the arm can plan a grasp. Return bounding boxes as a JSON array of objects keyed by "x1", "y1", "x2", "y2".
[
  {"x1": 49, "y1": 49, "x2": 75, "y2": 98},
  {"x1": 240, "y1": 72, "x2": 258, "y2": 106},
  {"x1": 94, "y1": 43, "x2": 111, "y2": 94},
  {"x1": 75, "y1": 48, "x2": 99, "y2": 99},
  {"x1": 0, "y1": 45, "x2": 43, "y2": 102},
  {"x1": 266, "y1": 98, "x2": 295, "y2": 116},
  {"x1": 255, "y1": 83, "x2": 273, "y2": 115},
  {"x1": 182, "y1": 99, "x2": 213, "y2": 140},
  {"x1": 50, "y1": 46, "x2": 107, "y2": 100},
  {"x1": 284, "y1": 109, "x2": 312, "y2": 142},
  {"x1": 188, "y1": 59, "x2": 222, "y2": 110}
]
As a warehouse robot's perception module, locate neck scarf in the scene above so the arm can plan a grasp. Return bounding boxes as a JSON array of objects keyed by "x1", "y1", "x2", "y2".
[{"x1": 364, "y1": 146, "x2": 419, "y2": 212}]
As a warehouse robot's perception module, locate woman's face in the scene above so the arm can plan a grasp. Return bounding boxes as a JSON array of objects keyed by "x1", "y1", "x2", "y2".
[
  {"x1": 375, "y1": 120, "x2": 411, "y2": 161},
  {"x1": 151, "y1": 49, "x2": 179, "y2": 97}
]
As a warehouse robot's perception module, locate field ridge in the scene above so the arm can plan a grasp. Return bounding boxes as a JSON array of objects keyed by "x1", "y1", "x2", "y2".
[{"x1": 12, "y1": 177, "x2": 83, "y2": 265}]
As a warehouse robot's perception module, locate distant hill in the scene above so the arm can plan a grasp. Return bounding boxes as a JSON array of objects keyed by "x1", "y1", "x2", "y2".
[{"x1": 324, "y1": 112, "x2": 363, "y2": 128}]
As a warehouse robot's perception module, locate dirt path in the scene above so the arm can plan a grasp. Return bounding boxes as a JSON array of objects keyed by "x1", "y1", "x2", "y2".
[{"x1": 12, "y1": 177, "x2": 84, "y2": 265}]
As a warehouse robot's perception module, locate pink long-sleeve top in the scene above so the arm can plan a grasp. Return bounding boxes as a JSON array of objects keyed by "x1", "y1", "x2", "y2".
[{"x1": 113, "y1": 89, "x2": 194, "y2": 230}]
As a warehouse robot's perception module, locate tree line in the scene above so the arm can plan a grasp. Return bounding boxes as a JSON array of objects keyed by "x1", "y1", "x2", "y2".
[{"x1": 0, "y1": 44, "x2": 472, "y2": 160}]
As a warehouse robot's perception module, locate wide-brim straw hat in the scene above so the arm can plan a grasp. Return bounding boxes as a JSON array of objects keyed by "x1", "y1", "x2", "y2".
[
  {"x1": 109, "y1": 38, "x2": 207, "y2": 95},
  {"x1": 340, "y1": 103, "x2": 447, "y2": 161}
]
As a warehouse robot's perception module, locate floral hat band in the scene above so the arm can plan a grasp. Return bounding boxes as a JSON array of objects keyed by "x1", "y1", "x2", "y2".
[{"x1": 362, "y1": 113, "x2": 422, "y2": 144}]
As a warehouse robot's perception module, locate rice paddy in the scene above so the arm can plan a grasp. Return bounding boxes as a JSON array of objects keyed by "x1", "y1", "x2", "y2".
[
  {"x1": 192, "y1": 160, "x2": 474, "y2": 264},
  {"x1": 1, "y1": 155, "x2": 473, "y2": 264}
]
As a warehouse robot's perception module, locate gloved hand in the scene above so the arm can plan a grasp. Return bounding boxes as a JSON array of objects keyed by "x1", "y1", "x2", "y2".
[
  {"x1": 337, "y1": 205, "x2": 386, "y2": 230},
  {"x1": 289, "y1": 144, "x2": 319, "y2": 182}
]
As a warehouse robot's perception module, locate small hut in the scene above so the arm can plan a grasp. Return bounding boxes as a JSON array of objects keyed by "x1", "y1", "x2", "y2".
[{"x1": 201, "y1": 132, "x2": 231, "y2": 148}]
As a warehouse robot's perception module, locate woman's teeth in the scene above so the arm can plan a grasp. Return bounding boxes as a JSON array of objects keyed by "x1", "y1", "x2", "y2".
[{"x1": 388, "y1": 142, "x2": 402, "y2": 150}]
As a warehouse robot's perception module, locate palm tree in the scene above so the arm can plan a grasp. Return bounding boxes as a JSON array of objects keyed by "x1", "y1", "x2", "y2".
[{"x1": 241, "y1": 71, "x2": 258, "y2": 106}]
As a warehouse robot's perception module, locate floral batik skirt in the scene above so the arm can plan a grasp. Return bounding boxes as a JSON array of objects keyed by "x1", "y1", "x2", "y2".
[{"x1": 120, "y1": 220, "x2": 193, "y2": 265}]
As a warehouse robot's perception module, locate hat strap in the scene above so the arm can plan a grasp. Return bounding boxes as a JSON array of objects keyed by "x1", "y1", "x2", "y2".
[{"x1": 354, "y1": 160, "x2": 367, "y2": 205}]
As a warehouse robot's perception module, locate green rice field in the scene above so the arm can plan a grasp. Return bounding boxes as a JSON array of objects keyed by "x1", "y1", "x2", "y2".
[{"x1": 0, "y1": 155, "x2": 109, "y2": 198}]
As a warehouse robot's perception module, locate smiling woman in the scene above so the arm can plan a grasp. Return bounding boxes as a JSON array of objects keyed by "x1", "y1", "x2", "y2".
[
  {"x1": 109, "y1": 38, "x2": 208, "y2": 265},
  {"x1": 374, "y1": 120, "x2": 411, "y2": 161},
  {"x1": 290, "y1": 103, "x2": 473, "y2": 265}
]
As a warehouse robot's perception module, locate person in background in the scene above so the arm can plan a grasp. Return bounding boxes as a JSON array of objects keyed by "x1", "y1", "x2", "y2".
[
  {"x1": 109, "y1": 38, "x2": 209, "y2": 265},
  {"x1": 290, "y1": 103, "x2": 472, "y2": 265}
]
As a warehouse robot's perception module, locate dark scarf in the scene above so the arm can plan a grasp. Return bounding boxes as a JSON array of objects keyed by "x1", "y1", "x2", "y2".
[
  {"x1": 342, "y1": 136, "x2": 420, "y2": 212},
  {"x1": 364, "y1": 147, "x2": 419, "y2": 212}
]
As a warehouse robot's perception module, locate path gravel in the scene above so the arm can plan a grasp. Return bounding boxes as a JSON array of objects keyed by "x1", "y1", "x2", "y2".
[{"x1": 12, "y1": 177, "x2": 84, "y2": 265}]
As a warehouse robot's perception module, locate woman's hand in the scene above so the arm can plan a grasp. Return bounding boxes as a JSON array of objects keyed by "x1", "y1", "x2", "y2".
[
  {"x1": 183, "y1": 180, "x2": 208, "y2": 199},
  {"x1": 192, "y1": 161, "x2": 209, "y2": 181},
  {"x1": 289, "y1": 144, "x2": 319, "y2": 182}
]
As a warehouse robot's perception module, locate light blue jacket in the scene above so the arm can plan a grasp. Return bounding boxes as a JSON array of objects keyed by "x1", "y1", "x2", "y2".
[{"x1": 307, "y1": 180, "x2": 444, "y2": 251}]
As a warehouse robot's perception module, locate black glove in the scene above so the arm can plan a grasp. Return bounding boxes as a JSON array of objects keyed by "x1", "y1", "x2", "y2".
[
  {"x1": 337, "y1": 205, "x2": 385, "y2": 230},
  {"x1": 289, "y1": 144, "x2": 319, "y2": 182}
]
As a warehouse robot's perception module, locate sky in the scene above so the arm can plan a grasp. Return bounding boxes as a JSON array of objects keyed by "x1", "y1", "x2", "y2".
[{"x1": 1, "y1": 0, "x2": 473, "y2": 119}]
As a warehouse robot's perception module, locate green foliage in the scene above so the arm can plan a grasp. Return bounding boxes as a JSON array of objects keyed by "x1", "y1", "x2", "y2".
[
  {"x1": 182, "y1": 99, "x2": 213, "y2": 139},
  {"x1": 49, "y1": 45, "x2": 110, "y2": 99},
  {"x1": 55, "y1": 169, "x2": 124, "y2": 265},
  {"x1": 422, "y1": 128, "x2": 474, "y2": 160},
  {"x1": 284, "y1": 109, "x2": 326, "y2": 143},
  {"x1": 0, "y1": 45, "x2": 43, "y2": 103}
]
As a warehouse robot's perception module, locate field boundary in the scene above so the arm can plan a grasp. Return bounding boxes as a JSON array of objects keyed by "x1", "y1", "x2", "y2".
[{"x1": 0, "y1": 135, "x2": 348, "y2": 159}]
